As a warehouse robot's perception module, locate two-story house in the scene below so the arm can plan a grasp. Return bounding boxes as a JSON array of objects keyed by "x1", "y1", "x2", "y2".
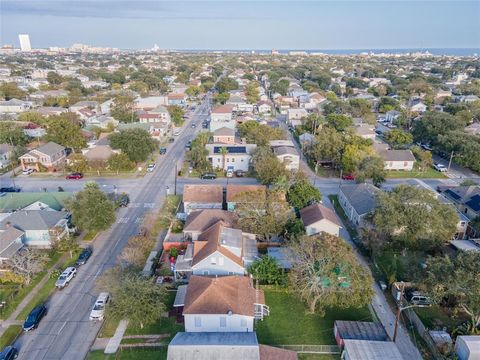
[
  {"x1": 183, "y1": 209, "x2": 236, "y2": 241},
  {"x1": 206, "y1": 143, "x2": 257, "y2": 172},
  {"x1": 19, "y1": 142, "x2": 66, "y2": 172},
  {"x1": 210, "y1": 104, "x2": 235, "y2": 131}
]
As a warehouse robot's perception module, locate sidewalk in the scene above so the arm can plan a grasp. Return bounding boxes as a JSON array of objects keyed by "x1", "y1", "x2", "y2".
[
  {"x1": 0, "y1": 254, "x2": 67, "y2": 338},
  {"x1": 104, "y1": 320, "x2": 128, "y2": 354}
]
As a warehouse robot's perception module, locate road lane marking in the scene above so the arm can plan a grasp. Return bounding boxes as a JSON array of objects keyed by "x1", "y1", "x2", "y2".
[
  {"x1": 117, "y1": 217, "x2": 129, "y2": 224},
  {"x1": 134, "y1": 217, "x2": 143, "y2": 224},
  {"x1": 143, "y1": 203, "x2": 155, "y2": 208}
]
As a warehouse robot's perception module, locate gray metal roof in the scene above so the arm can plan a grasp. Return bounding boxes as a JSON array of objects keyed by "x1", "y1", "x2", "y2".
[
  {"x1": 0, "y1": 210, "x2": 68, "y2": 231},
  {"x1": 169, "y1": 331, "x2": 258, "y2": 346},
  {"x1": 343, "y1": 340, "x2": 403, "y2": 360},
  {"x1": 173, "y1": 285, "x2": 188, "y2": 307},
  {"x1": 35, "y1": 142, "x2": 65, "y2": 157},
  {"x1": 340, "y1": 183, "x2": 379, "y2": 216},
  {"x1": 335, "y1": 321, "x2": 389, "y2": 342},
  {"x1": 0, "y1": 227, "x2": 24, "y2": 259}
]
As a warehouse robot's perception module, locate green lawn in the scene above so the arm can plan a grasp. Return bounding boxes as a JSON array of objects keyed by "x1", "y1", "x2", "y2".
[
  {"x1": 256, "y1": 289, "x2": 371, "y2": 345},
  {"x1": 415, "y1": 305, "x2": 467, "y2": 332},
  {"x1": 328, "y1": 195, "x2": 357, "y2": 239},
  {"x1": 86, "y1": 348, "x2": 166, "y2": 360},
  {"x1": 0, "y1": 325, "x2": 22, "y2": 348},
  {"x1": 385, "y1": 167, "x2": 446, "y2": 179}
]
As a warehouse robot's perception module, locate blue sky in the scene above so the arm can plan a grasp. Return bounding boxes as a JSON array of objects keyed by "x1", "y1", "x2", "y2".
[{"x1": 1, "y1": 0, "x2": 479, "y2": 50}]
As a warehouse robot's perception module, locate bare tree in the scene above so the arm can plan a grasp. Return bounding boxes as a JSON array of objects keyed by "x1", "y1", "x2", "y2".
[
  {"x1": 8, "y1": 248, "x2": 49, "y2": 285},
  {"x1": 117, "y1": 236, "x2": 154, "y2": 269}
]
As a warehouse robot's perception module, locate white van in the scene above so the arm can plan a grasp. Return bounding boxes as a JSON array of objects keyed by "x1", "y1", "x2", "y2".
[{"x1": 89, "y1": 292, "x2": 109, "y2": 321}]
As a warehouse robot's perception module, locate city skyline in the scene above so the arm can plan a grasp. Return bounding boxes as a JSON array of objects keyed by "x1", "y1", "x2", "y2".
[{"x1": 1, "y1": 0, "x2": 479, "y2": 50}]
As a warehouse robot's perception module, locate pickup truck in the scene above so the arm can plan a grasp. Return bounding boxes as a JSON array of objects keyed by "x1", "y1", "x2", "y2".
[
  {"x1": 55, "y1": 267, "x2": 77, "y2": 289},
  {"x1": 433, "y1": 163, "x2": 448, "y2": 172}
]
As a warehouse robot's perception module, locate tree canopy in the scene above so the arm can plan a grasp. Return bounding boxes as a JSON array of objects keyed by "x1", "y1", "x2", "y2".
[
  {"x1": 289, "y1": 233, "x2": 374, "y2": 314},
  {"x1": 287, "y1": 178, "x2": 322, "y2": 209},
  {"x1": 111, "y1": 93, "x2": 137, "y2": 123},
  {"x1": 109, "y1": 128, "x2": 156, "y2": 163},
  {"x1": 237, "y1": 121, "x2": 285, "y2": 147},
  {"x1": 252, "y1": 146, "x2": 289, "y2": 185},
  {"x1": 45, "y1": 115, "x2": 86, "y2": 151}
]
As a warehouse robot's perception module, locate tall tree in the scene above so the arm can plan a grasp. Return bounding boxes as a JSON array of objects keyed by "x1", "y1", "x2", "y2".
[
  {"x1": 0, "y1": 122, "x2": 29, "y2": 146},
  {"x1": 67, "y1": 183, "x2": 116, "y2": 233},
  {"x1": 287, "y1": 178, "x2": 322, "y2": 209},
  {"x1": 289, "y1": 233, "x2": 374, "y2": 314},
  {"x1": 109, "y1": 129, "x2": 157, "y2": 163},
  {"x1": 248, "y1": 256, "x2": 284, "y2": 285},
  {"x1": 111, "y1": 93, "x2": 137, "y2": 123},
  {"x1": 107, "y1": 153, "x2": 135, "y2": 174},
  {"x1": 373, "y1": 185, "x2": 458, "y2": 251},
  {"x1": 325, "y1": 114, "x2": 353, "y2": 131},
  {"x1": 167, "y1": 105, "x2": 185, "y2": 126},
  {"x1": 252, "y1": 146, "x2": 289, "y2": 185},
  {"x1": 235, "y1": 190, "x2": 293, "y2": 241},
  {"x1": 355, "y1": 155, "x2": 386, "y2": 186},
  {"x1": 424, "y1": 252, "x2": 480, "y2": 334},
  {"x1": 8, "y1": 248, "x2": 48, "y2": 285},
  {"x1": 410, "y1": 145, "x2": 433, "y2": 172},
  {"x1": 45, "y1": 115, "x2": 86, "y2": 151},
  {"x1": 384, "y1": 129, "x2": 413, "y2": 149},
  {"x1": 0, "y1": 82, "x2": 26, "y2": 100},
  {"x1": 309, "y1": 127, "x2": 345, "y2": 167}
]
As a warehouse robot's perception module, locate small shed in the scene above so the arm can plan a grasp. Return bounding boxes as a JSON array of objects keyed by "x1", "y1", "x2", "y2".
[
  {"x1": 334, "y1": 321, "x2": 389, "y2": 347},
  {"x1": 342, "y1": 339, "x2": 403, "y2": 360},
  {"x1": 455, "y1": 335, "x2": 480, "y2": 360},
  {"x1": 267, "y1": 247, "x2": 294, "y2": 269}
]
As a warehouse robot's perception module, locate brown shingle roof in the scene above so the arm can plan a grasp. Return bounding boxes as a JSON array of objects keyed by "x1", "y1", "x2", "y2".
[
  {"x1": 226, "y1": 185, "x2": 267, "y2": 203},
  {"x1": 192, "y1": 221, "x2": 243, "y2": 267},
  {"x1": 184, "y1": 209, "x2": 236, "y2": 232},
  {"x1": 212, "y1": 104, "x2": 235, "y2": 114},
  {"x1": 300, "y1": 203, "x2": 342, "y2": 227},
  {"x1": 183, "y1": 185, "x2": 223, "y2": 204},
  {"x1": 183, "y1": 275, "x2": 257, "y2": 316},
  {"x1": 259, "y1": 345, "x2": 298, "y2": 360}
]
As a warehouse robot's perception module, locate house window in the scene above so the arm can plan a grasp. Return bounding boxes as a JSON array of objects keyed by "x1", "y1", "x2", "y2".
[
  {"x1": 218, "y1": 257, "x2": 224, "y2": 266},
  {"x1": 404, "y1": 161, "x2": 408, "y2": 167},
  {"x1": 203, "y1": 270, "x2": 209, "y2": 275},
  {"x1": 194, "y1": 316, "x2": 202, "y2": 327},
  {"x1": 220, "y1": 317, "x2": 227, "y2": 328},
  {"x1": 240, "y1": 318, "x2": 247, "y2": 327},
  {"x1": 211, "y1": 257, "x2": 217, "y2": 265},
  {"x1": 228, "y1": 271, "x2": 234, "y2": 275}
]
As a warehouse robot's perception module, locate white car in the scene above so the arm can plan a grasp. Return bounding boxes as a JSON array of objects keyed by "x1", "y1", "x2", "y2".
[
  {"x1": 147, "y1": 163, "x2": 156, "y2": 172},
  {"x1": 433, "y1": 163, "x2": 448, "y2": 172},
  {"x1": 55, "y1": 267, "x2": 77, "y2": 289},
  {"x1": 89, "y1": 292, "x2": 109, "y2": 321},
  {"x1": 22, "y1": 168, "x2": 34, "y2": 175}
]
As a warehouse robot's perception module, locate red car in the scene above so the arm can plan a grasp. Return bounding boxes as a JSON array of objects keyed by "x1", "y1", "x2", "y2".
[
  {"x1": 341, "y1": 173, "x2": 355, "y2": 180},
  {"x1": 66, "y1": 173, "x2": 83, "y2": 180}
]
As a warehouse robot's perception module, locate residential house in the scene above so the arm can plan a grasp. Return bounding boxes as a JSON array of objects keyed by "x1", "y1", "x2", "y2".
[
  {"x1": 299, "y1": 133, "x2": 316, "y2": 148},
  {"x1": 334, "y1": 321, "x2": 389, "y2": 348},
  {"x1": 0, "y1": 192, "x2": 72, "y2": 212},
  {"x1": 135, "y1": 96, "x2": 168, "y2": 111},
  {"x1": 442, "y1": 186, "x2": 480, "y2": 221},
  {"x1": 226, "y1": 185, "x2": 267, "y2": 212},
  {"x1": 408, "y1": 99, "x2": 427, "y2": 113},
  {"x1": 342, "y1": 340, "x2": 403, "y2": 360},
  {"x1": 82, "y1": 135, "x2": 119, "y2": 163},
  {"x1": 168, "y1": 93, "x2": 187, "y2": 106},
  {"x1": 19, "y1": 142, "x2": 66, "y2": 172},
  {"x1": 273, "y1": 146, "x2": 300, "y2": 171},
  {"x1": 183, "y1": 209, "x2": 236, "y2": 241},
  {"x1": 355, "y1": 126, "x2": 376, "y2": 140},
  {"x1": 300, "y1": 203, "x2": 342, "y2": 236},
  {"x1": 178, "y1": 275, "x2": 268, "y2": 332},
  {"x1": 174, "y1": 221, "x2": 258, "y2": 281},
  {"x1": 378, "y1": 149, "x2": 415, "y2": 171},
  {"x1": 148, "y1": 121, "x2": 170, "y2": 140},
  {"x1": 34, "y1": 107, "x2": 68, "y2": 117},
  {"x1": 0, "y1": 226, "x2": 25, "y2": 263},
  {"x1": 455, "y1": 335, "x2": 480, "y2": 360},
  {"x1": 210, "y1": 104, "x2": 235, "y2": 132},
  {"x1": 0, "y1": 144, "x2": 13, "y2": 169},
  {"x1": 338, "y1": 183, "x2": 380, "y2": 227},
  {"x1": 29, "y1": 89, "x2": 69, "y2": 101},
  {"x1": 287, "y1": 108, "x2": 308, "y2": 127},
  {"x1": 23, "y1": 123, "x2": 46, "y2": 138},
  {"x1": 139, "y1": 105, "x2": 171, "y2": 124},
  {"x1": 167, "y1": 332, "x2": 298, "y2": 360},
  {"x1": 257, "y1": 100, "x2": 272, "y2": 114},
  {"x1": 213, "y1": 127, "x2": 236, "y2": 144},
  {"x1": 70, "y1": 100, "x2": 99, "y2": 113},
  {"x1": 385, "y1": 110, "x2": 401, "y2": 123},
  {"x1": 183, "y1": 185, "x2": 224, "y2": 215},
  {"x1": 206, "y1": 143, "x2": 257, "y2": 172},
  {"x1": 0, "y1": 99, "x2": 32, "y2": 113},
  {"x1": 85, "y1": 115, "x2": 118, "y2": 129},
  {"x1": 464, "y1": 122, "x2": 480, "y2": 135},
  {"x1": 0, "y1": 210, "x2": 70, "y2": 247}
]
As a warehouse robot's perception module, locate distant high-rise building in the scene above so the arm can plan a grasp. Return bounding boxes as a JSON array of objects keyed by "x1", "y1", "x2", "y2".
[{"x1": 18, "y1": 34, "x2": 31, "y2": 51}]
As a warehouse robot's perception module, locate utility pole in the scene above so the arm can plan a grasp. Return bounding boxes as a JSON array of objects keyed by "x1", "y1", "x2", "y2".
[
  {"x1": 393, "y1": 282, "x2": 405, "y2": 342},
  {"x1": 8, "y1": 137, "x2": 17, "y2": 188},
  {"x1": 447, "y1": 151, "x2": 454, "y2": 171},
  {"x1": 174, "y1": 164, "x2": 177, "y2": 195},
  {"x1": 339, "y1": 169, "x2": 343, "y2": 188}
]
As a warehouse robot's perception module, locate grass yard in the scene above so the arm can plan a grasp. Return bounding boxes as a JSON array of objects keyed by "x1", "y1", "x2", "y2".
[
  {"x1": 83, "y1": 230, "x2": 99, "y2": 241},
  {"x1": 415, "y1": 305, "x2": 467, "y2": 332},
  {"x1": 86, "y1": 348, "x2": 166, "y2": 360},
  {"x1": 0, "y1": 325, "x2": 22, "y2": 348},
  {"x1": 256, "y1": 289, "x2": 371, "y2": 345},
  {"x1": 385, "y1": 167, "x2": 446, "y2": 179}
]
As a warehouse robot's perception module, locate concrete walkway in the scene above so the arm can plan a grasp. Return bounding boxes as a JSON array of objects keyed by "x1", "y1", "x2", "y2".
[
  {"x1": 104, "y1": 319, "x2": 129, "y2": 354},
  {"x1": 282, "y1": 120, "x2": 423, "y2": 360},
  {"x1": 0, "y1": 254, "x2": 67, "y2": 337}
]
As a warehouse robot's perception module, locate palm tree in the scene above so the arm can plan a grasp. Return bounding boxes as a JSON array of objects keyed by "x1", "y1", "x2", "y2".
[{"x1": 219, "y1": 147, "x2": 229, "y2": 171}]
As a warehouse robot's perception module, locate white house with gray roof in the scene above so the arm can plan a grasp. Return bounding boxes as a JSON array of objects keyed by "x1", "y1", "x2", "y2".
[
  {"x1": 338, "y1": 183, "x2": 380, "y2": 227},
  {"x1": 19, "y1": 142, "x2": 66, "y2": 172}
]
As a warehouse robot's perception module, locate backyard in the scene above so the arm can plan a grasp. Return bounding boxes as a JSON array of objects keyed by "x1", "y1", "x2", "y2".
[{"x1": 256, "y1": 288, "x2": 372, "y2": 346}]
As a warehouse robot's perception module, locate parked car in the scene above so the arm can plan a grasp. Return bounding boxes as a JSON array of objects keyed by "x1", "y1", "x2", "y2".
[
  {"x1": 159, "y1": 147, "x2": 167, "y2": 155},
  {"x1": 0, "y1": 346, "x2": 18, "y2": 360},
  {"x1": 226, "y1": 169, "x2": 234, "y2": 178},
  {"x1": 66, "y1": 172, "x2": 83, "y2": 180},
  {"x1": 89, "y1": 292, "x2": 110, "y2": 321},
  {"x1": 405, "y1": 291, "x2": 432, "y2": 306},
  {"x1": 23, "y1": 304, "x2": 47, "y2": 331},
  {"x1": 22, "y1": 168, "x2": 34, "y2": 175},
  {"x1": 200, "y1": 172, "x2": 217, "y2": 180},
  {"x1": 433, "y1": 163, "x2": 448, "y2": 172},
  {"x1": 235, "y1": 169, "x2": 244, "y2": 177},
  {"x1": 0, "y1": 187, "x2": 21, "y2": 193},
  {"x1": 55, "y1": 267, "x2": 77, "y2": 289},
  {"x1": 191, "y1": 123, "x2": 196, "y2": 128},
  {"x1": 342, "y1": 173, "x2": 355, "y2": 180},
  {"x1": 168, "y1": 137, "x2": 175, "y2": 143},
  {"x1": 75, "y1": 247, "x2": 93, "y2": 266},
  {"x1": 147, "y1": 163, "x2": 156, "y2": 172},
  {"x1": 119, "y1": 194, "x2": 130, "y2": 208}
]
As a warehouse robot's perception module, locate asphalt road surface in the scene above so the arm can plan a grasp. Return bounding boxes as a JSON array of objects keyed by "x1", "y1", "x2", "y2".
[{"x1": 13, "y1": 96, "x2": 212, "y2": 360}]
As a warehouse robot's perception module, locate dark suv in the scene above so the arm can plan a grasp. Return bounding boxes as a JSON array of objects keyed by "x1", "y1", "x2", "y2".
[
  {"x1": 0, "y1": 346, "x2": 18, "y2": 360},
  {"x1": 200, "y1": 173, "x2": 217, "y2": 180},
  {"x1": 75, "y1": 247, "x2": 93, "y2": 266},
  {"x1": 23, "y1": 304, "x2": 47, "y2": 331}
]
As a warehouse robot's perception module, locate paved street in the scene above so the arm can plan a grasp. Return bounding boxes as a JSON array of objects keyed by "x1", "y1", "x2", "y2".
[{"x1": 12, "y1": 96, "x2": 213, "y2": 360}]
